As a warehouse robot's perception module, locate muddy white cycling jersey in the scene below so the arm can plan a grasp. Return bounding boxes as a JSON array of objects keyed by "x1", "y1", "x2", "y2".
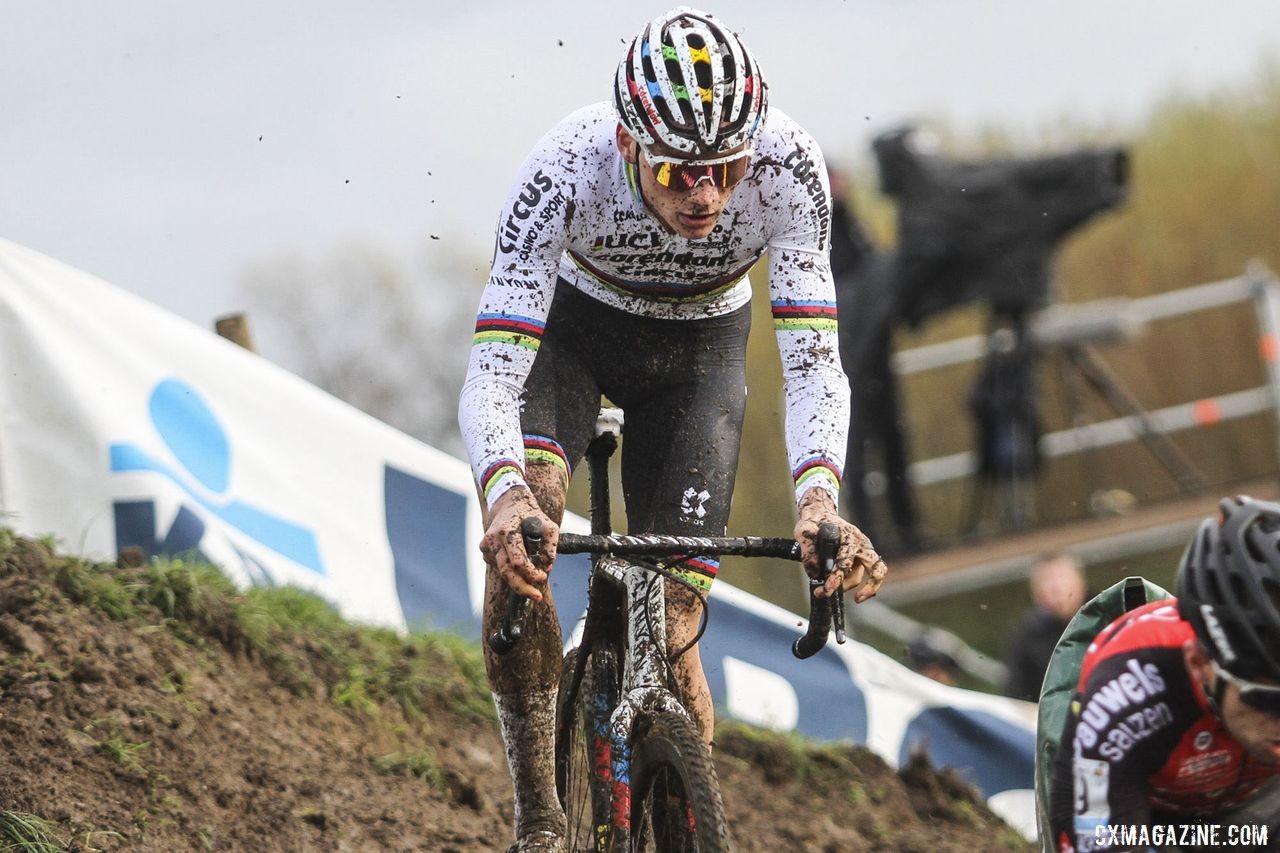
[{"x1": 459, "y1": 101, "x2": 850, "y2": 509}]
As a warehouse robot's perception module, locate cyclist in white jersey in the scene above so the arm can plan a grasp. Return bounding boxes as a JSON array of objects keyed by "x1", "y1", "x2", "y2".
[{"x1": 458, "y1": 8, "x2": 888, "y2": 851}]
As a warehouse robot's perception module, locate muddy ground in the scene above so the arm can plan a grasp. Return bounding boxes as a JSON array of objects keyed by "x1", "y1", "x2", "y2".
[{"x1": 0, "y1": 532, "x2": 1033, "y2": 851}]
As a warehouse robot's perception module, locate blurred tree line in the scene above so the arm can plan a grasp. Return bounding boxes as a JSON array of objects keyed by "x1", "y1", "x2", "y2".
[
  {"x1": 240, "y1": 63, "x2": 1280, "y2": 613},
  {"x1": 238, "y1": 241, "x2": 482, "y2": 459}
]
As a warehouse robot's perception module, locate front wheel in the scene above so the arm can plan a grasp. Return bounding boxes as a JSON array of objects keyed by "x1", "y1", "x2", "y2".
[
  {"x1": 628, "y1": 710, "x2": 729, "y2": 852},
  {"x1": 556, "y1": 644, "x2": 618, "y2": 852}
]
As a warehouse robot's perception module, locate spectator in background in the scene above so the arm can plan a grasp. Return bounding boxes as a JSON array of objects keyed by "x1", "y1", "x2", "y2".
[
  {"x1": 906, "y1": 634, "x2": 960, "y2": 686},
  {"x1": 1003, "y1": 553, "x2": 1087, "y2": 701}
]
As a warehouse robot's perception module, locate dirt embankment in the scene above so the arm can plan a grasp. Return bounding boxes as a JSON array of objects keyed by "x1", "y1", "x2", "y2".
[{"x1": 0, "y1": 532, "x2": 1033, "y2": 851}]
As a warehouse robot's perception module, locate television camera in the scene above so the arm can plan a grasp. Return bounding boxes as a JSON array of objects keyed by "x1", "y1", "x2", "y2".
[{"x1": 838, "y1": 126, "x2": 1150, "y2": 537}]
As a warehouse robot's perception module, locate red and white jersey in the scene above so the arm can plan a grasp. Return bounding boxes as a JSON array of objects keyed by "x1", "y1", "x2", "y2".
[{"x1": 1049, "y1": 600, "x2": 1278, "y2": 852}]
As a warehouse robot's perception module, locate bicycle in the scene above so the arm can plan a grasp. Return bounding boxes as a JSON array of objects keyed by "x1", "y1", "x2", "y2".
[{"x1": 489, "y1": 408, "x2": 847, "y2": 852}]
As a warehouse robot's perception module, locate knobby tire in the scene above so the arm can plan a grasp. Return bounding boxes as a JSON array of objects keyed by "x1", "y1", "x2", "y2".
[{"x1": 628, "y1": 710, "x2": 729, "y2": 852}]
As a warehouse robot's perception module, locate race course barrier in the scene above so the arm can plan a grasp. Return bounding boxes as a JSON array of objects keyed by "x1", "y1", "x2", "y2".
[
  {"x1": 894, "y1": 264, "x2": 1280, "y2": 488},
  {"x1": 0, "y1": 239, "x2": 1038, "y2": 838}
]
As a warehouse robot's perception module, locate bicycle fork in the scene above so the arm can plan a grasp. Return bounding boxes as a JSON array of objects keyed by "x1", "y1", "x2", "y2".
[{"x1": 586, "y1": 557, "x2": 689, "y2": 847}]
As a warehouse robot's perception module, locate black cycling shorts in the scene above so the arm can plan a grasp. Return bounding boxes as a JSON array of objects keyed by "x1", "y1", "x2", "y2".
[{"x1": 520, "y1": 280, "x2": 751, "y2": 590}]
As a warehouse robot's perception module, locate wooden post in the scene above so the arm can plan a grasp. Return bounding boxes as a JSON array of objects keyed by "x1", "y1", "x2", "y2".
[{"x1": 214, "y1": 312, "x2": 257, "y2": 353}]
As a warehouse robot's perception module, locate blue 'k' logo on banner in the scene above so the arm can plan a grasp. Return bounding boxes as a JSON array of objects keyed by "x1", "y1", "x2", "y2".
[{"x1": 109, "y1": 378, "x2": 324, "y2": 575}]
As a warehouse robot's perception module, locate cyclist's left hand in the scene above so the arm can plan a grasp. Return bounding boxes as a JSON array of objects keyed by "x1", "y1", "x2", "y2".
[{"x1": 794, "y1": 489, "x2": 888, "y2": 603}]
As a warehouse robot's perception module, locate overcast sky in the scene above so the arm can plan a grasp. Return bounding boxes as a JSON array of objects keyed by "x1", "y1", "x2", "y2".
[{"x1": 4, "y1": 1, "x2": 1279, "y2": 351}]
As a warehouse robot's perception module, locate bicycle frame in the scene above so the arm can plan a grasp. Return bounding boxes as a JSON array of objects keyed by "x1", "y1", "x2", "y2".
[
  {"x1": 560, "y1": 416, "x2": 694, "y2": 840},
  {"x1": 579, "y1": 555, "x2": 689, "y2": 837},
  {"x1": 491, "y1": 407, "x2": 845, "y2": 849}
]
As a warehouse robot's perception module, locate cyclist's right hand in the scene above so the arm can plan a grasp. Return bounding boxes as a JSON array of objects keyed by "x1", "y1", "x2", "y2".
[{"x1": 480, "y1": 488, "x2": 560, "y2": 601}]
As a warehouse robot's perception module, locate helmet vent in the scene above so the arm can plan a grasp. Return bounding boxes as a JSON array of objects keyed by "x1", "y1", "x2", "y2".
[
  {"x1": 1264, "y1": 578, "x2": 1280, "y2": 613},
  {"x1": 1242, "y1": 532, "x2": 1266, "y2": 563},
  {"x1": 1229, "y1": 574, "x2": 1251, "y2": 609}
]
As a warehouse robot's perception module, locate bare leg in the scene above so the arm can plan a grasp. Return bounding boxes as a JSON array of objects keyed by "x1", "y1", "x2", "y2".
[
  {"x1": 483, "y1": 462, "x2": 569, "y2": 848},
  {"x1": 665, "y1": 580, "x2": 714, "y2": 748}
]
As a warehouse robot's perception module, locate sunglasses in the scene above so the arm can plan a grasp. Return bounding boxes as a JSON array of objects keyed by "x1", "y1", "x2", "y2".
[
  {"x1": 636, "y1": 141, "x2": 753, "y2": 191},
  {"x1": 1212, "y1": 660, "x2": 1280, "y2": 715}
]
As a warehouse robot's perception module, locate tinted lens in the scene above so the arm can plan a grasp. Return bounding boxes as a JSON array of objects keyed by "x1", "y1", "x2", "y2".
[
  {"x1": 1215, "y1": 662, "x2": 1280, "y2": 715},
  {"x1": 655, "y1": 155, "x2": 750, "y2": 190}
]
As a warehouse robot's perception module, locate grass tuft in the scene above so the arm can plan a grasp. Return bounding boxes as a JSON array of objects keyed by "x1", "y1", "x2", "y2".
[
  {"x1": 0, "y1": 527, "x2": 15, "y2": 566},
  {"x1": 372, "y1": 750, "x2": 447, "y2": 791},
  {"x1": 53, "y1": 559, "x2": 136, "y2": 621},
  {"x1": 132, "y1": 559, "x2": 236, "y2": 623},
  {"x1": 0, "y1": 809, "x2": 62, "y2": 852},
  {"x1": 96, "y1": 734, "x2": 150, "y2": 774},
  {"x1": 714, "y1": 720, "x2": 827, "y2": 782}
]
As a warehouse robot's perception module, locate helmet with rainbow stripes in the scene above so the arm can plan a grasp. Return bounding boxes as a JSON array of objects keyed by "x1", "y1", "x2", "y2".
[{"x1": 614, "y1": 7, "x2": 768, "y2": 156}]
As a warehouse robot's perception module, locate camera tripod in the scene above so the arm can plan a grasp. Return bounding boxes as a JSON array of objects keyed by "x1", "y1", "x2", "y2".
[{"x1": 965, "y1": 314, "x2": 1206, "y2": 535}]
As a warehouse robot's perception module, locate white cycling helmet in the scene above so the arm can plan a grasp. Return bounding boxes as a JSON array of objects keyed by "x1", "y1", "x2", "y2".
[{"x1": 613, "y1": 7, "x2": 768, "y2": 156}]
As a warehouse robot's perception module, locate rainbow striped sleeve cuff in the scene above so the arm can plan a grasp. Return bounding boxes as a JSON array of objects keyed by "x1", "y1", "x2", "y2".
[
  {"x1": 473, "y1": 313, "x2": 546, "y2": 352},
  {"x1": 479, "y1": 457, "x2": 525, "y2": 507},
  {"x1": 771, "y1": 300, "x2": 839, "y2": 333},
  {"x1": 793, "y1": 456, "x2": 842, "y2": 499},
  {"x1": 523, "y1": 434, "x2": 570, "y2": 479}
]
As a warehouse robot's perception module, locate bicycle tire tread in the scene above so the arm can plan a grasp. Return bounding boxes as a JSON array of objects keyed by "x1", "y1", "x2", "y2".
[{"x1": 630, "y1": 710, "x2": 730, "y2": 852}]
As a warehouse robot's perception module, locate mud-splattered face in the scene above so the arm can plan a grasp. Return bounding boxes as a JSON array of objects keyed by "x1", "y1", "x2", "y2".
[{"x1": 615, "y1": 124, "x2": 746, "y2": 240}]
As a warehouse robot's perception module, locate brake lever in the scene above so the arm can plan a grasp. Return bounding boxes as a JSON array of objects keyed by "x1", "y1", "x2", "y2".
[
  {"x1": 487, "y1": 516, "x2": 544, "y2": 656},
  {"x1": 833, "y1": 587, "x2": 846, "y2": 645},
  {"x1": 792, "y1": 521, "x2": 844, "y2": 658},
  {"x1": 818, "y1": 522, "x2": 846, "y2": 645}
]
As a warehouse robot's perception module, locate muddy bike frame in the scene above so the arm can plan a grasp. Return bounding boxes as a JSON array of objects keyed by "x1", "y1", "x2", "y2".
[{"x1": 489, "y1": 408, "x2": 845, "y2": 848}]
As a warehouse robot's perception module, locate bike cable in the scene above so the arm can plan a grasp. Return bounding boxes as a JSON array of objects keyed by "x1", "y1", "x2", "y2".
[{"x1": 631, "y1": 556, "x2": 713, "y2": 665}]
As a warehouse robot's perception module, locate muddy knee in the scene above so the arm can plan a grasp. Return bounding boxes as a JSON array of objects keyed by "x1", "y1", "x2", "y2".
[{"x1": 483, "y1": 565, "x2": 563, "y2": 692}]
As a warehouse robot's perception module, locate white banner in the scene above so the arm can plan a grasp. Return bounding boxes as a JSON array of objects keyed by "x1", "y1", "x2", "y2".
[{"x1": 0, "y1": 239, "x2": 1038, "y2": 838}]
